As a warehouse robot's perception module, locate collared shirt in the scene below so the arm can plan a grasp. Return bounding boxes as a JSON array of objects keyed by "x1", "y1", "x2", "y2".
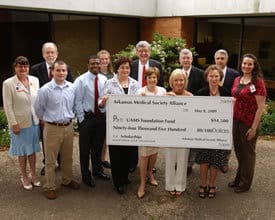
[
  {"x1": 220, "y1": 66, "x2": 227, "y2": 85},
  {"x1": 182, "y1": 66, "x2": 192, "y2": 78},
  {"x1": 34, "y1": 80, "x2": 75, "y2": 123},
  {"x1": 138, "y1": 60, "x2": 149, "y2": 87},
  {"x1": 74, "y1": 71, "x2": 107, "y2": 122}
]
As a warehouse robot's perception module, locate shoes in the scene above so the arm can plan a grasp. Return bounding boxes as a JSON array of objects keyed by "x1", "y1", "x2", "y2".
[
  {"x1": 116, "y1": 186, "x2": 124, "y2": 194},
  {"x1": 198, "y1": 185, "x2": 208, "y2": 198},
  {"x1": 102, "y1": 161, "x2": 111, "y2": 169},
  {"x1": 137, "y1": 190, "x2": 145, "y2": 199},
  {"x1": 28, "y1": 174, "x2": 41, "y2": 187},
  {"x1": 149, "y1": 179, "x2": 158, "y2": 187},
  {"x1": 175, "y1": 191, "x2": 183, "y2": 196},
  {"x1": 93, "y1": 172, "x2": 110, "y2": 180},
  {"x1": 169, "y1": 191, "x2": 176, "y2": 196},
  {"x1": 208, "y1": 186, "x2": 216, "y2": 198},
  {"x1": 220, "y1": 165, "x2": 229, "y2": 173},
  {"x1": 62, "y1": 180, "x2": 80, "y2": 190},
  {"x1": 44, "y1": 190, "x2": 58, "y2": 200},
  {"x1": 40, "y1": 167, "x2": 45, "y2": 176},
  {"x1": 234, "y1": 186, "x2": 250, "y2": 193},
  {"x1": 82, "y1": 178, "x2": 96, "y2": 187},
  {"x1": 152, "y1": 167, "x2": 157, "y2": 174},
  {"x1": 20, "y1": 177, "x2": 32, "y2": 191},
  {"x1": 187, "y1": 167, "x2": 192, "y2": 176},
  {"x1": 128, "y1": 166, "x2": 136, "y2": 173},
  {"x1": 228, "y1": 180, "x2": 239, "y2": 188}
]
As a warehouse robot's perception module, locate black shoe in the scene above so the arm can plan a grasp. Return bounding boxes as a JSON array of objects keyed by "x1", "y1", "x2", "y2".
[
  {"x1": 102, "y1": 161, "x2": 111, "y2": 169},
  {"x1": 152, "y1": 167, "x2": 157, "y2": 174},
  {"x1": 40, "y1": 167, "x2": 45, "y2": 176},
  {"x1": 82, "y1": 178, "x2": 96, "y2": 187},
  {"x1": 128, "y1": 166, "x2": 136, "y2": 173},
  {"x1": 93, "y1": 172, "x2": 110, "y2": 180},
  {"x1": 228, "y1": 180, "x2": 239, "y2": 188},
  {"x1": 220, "y1": 165, "x2": 229, "y2": 173},
  {"x1": 234, "y1": 186, "x2": 250, "y2": 193},
  {"x1": 116, "y1": 186, "x2": 124, "y2": 194},
  {"x1": 187, "y1": 167, "x2": 192, "y2": 176}
]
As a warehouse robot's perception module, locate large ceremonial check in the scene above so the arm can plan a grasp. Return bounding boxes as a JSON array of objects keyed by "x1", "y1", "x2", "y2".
[{"x1": 106, "y1": 95, "x2": 233, "y2": 149}]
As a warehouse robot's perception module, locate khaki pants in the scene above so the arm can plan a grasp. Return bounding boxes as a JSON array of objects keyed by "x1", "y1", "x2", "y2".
[
  {"x1": 233, "y1": 120, "x2": 259, "y2": 189},
  {"x1": 43, "y1": 122, "x2": 74, "y2": 191}
]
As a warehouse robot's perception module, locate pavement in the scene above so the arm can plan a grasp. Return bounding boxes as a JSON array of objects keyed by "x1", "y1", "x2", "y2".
[{"x1": 0, "y1": 135, "x2": 274, "y2": 220}]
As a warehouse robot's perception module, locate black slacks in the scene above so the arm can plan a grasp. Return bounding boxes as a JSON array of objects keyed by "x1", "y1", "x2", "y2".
[
  {"x1": 109, "y1": 145, "x2": 135, "y2": 188},
  {"x1": 79, "y1": 114, "x2": 106, "y2": 181}
]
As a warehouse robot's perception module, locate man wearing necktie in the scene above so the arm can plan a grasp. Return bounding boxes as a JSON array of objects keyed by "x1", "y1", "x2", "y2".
[
  {"x1": 130, "y1": 41, "x2": 164, "y2": 173},
  {"x1": 179, "y1": 48, "x2": 207, "y2": 176},
  {"x1": 30, "y1": 42, "x2": 73, "y2": 176},
  {"x1": 214, "y1": 49, "x2": 239, "y2": 173},
  {"x1": 74, "y1": 55, "x2": 110, "y2": 187}
]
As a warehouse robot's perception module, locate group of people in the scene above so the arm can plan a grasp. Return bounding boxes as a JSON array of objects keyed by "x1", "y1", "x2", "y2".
[{"x1": 2, "y1": 40, "x2": 266, "y2": 200}]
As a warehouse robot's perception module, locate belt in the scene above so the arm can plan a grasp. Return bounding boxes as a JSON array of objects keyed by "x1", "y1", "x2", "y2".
[{"x1": 46, "y1": 120, "x2": 72, "y2": 126}]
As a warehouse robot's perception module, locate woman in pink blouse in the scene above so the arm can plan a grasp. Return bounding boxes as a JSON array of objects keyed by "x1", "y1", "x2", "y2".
[{"x1": 229, "y1": 53, "x2": 267, "y2": 193}]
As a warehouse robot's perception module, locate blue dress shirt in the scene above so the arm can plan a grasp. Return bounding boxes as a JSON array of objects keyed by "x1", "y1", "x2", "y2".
[
  {"x1": 74, "y1": 71, "x2": 107, "y2": 123},
  {"x1": 34, "y1": 80, "x2": 75, "y2": 123}
]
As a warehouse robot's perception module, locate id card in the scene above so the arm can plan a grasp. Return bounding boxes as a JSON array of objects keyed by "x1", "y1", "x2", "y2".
[{"x1": 250, "y1": 84, "x2": 256, "y2": 93}]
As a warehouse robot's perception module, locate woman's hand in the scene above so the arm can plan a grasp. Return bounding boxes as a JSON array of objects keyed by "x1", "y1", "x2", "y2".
[
  {"x1": 12, "y1": 124, "x2": 20, "y2": 135},
  {"x1": 99, "y1": 95, "x2": 108, "y2": 108},
  {"x1": 246, "y1": 128, "x2": 256, "y2": 141}
]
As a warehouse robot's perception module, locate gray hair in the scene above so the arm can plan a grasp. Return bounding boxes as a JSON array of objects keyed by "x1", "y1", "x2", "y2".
[
  {"x1": 179, "y1": 48, "x2": 193, "y2": 58},
  {"x1": 136, "y1": 41, "x2": 150, "y2": 50},
  {"x1": 214, "y1": 49, "x2": 228, "y2": 59},
  {"x1": 42, "y1": 42, "x2": 58, "y2": 53}
]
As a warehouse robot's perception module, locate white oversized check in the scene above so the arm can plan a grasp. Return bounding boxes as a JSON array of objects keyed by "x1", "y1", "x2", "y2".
[{"x1": 106, "y1": 95, "x2": 233, "y2": 149}]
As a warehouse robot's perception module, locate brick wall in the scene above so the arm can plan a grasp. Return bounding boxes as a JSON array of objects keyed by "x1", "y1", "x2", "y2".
[{"x1": 140, "y1": 17, "x2": 195, "y2": 47}]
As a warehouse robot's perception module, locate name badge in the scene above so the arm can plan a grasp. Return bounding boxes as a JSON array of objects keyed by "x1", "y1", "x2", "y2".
[{"x1": 249, "y1": 84, "x2": 256, "y2": 93}]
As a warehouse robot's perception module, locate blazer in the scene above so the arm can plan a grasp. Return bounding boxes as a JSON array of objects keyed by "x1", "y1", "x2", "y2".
[
  {"x1": 30, "y1": 61, "x2": 73, "y2": 87},
  {"x1": 197, "y1": 85, "x2": 231, "y2": 97},
  {"x1": 131, "y1": 59, "x2": 164, "y2": 87},
  {"x1": 187, "y1": 66, "x2": 207, "y2": 95},
  {"x1": 222, "y1": 67, "x2": 239, "y2": 93},
  {"x1": 2, "y1": 75, "x2": 40, "y2": 128}
]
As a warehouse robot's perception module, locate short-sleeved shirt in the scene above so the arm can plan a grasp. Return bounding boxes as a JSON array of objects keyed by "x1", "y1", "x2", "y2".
[{"x1": 231, "y1": 76, "x2": 267, "y2": 126}]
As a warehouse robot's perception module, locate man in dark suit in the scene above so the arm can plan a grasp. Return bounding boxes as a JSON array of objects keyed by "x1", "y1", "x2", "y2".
[
  {"x1": 30, "y1": 42, "x2": 73, "y2": 175},
  {"x1": 214, "y1": 49, "x2": 239, "y2": 173},
  {"x1": 179, "y1": 48, "x2": 207, "y2": 175},
  {"x1": 130, "y1": 40, "x2": 164, "y2": 173}
]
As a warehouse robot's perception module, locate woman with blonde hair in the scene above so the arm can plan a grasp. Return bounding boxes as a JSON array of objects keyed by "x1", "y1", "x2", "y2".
[{"x1": 165, "y1": 69, "x2": 192, "y2": 196}]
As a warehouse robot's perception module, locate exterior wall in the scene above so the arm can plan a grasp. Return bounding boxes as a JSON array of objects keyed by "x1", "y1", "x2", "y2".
[
  {"x1": 1, "y1": 0, "x2": 275, "y2": 17},
  {"x1": 140, "y1": 17, "x2": 195, "y2": 48}
]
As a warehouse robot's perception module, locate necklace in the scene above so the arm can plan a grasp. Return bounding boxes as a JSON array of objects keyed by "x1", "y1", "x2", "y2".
[
  {"x1": 240, "y1": 76, "x2": 251, "y2": 84},
  {"x1": 210, "y1": 89, "x2": 219, "y2": 96}
]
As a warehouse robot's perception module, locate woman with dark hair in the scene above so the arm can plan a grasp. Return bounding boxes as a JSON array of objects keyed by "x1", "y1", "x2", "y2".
[
  {"x1": 229, "y1": 53, "x2": 266, "y2": 193},
  {"x1": 195, "y1": 65, "x2": 230, "y2": 198},
  {"x1": 100, "y1": 57, "x2": 140, "y2": 194},
  {"x1": 2, "y1": 56, "x2": 41, "y2": 190},
  {"x1": 136, "y1": 67, "x2": 166, "y2": 199}
]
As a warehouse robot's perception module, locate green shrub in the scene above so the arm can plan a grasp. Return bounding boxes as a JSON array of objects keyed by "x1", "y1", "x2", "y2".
[
  {"x1": 260, "y1": 100, "x2": 275, "y2": 135},
  {"x1": 0, "y1": 110, "x2": 10, "y2": 148}
]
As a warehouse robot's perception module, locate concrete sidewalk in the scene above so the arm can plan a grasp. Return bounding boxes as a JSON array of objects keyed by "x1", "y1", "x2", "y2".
[{"x1": 0, "y1": 136, "x2": 274, "y2": 220}]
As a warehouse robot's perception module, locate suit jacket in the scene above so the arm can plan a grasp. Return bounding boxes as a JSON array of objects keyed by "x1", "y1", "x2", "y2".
[
  {"x1": 131, "y1": 59, "x2": 164, "y2": 87},
  {"x1": 197, "y1": 85, "x2": 231, "y2": 97},
  {"x1": 187, "y1": 66, "x2": 207, "y2": 95},
  {"x1": 30, "y1": 61, "x2": 73, "y2": 87},
  {"x1": 222, "y1": 67, "x2": 239, "y2": 93},
  {"x1": 2, "y1": 75, "x2": 40, "y2": 128}
]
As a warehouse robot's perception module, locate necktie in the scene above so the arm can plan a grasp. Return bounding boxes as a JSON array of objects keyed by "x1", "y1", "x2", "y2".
[
  {"x1": 49, "y1": 67, "x2": 53, "y2": 80},
  {"x1": 142, "y1": 65, "x2": 146, "y2": 87},
  {"x1": 94, "y1": 75, "x2": 100, "y2": 116}
]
